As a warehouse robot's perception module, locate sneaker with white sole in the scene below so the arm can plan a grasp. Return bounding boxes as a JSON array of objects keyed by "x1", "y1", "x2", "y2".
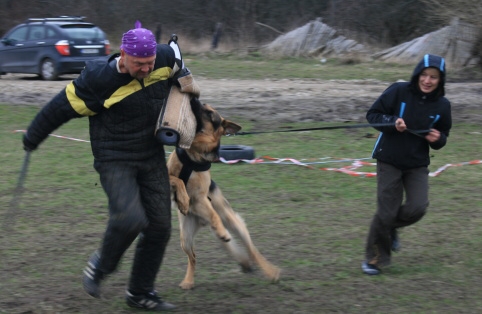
[
  {"x1": 82, "y1": 250, "x2": 104, "y2": 298},
  {"x1": 361, "y1": 261, "x2": 381, "y2": 275},
  {"x1": 126, "y1": 290, "x2": 176, "y2": 311}
]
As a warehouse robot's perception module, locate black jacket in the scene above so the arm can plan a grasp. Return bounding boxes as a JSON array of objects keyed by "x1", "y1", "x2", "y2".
[
  {"x1": 25, "y1": 44, "x2": 180, "y2": 162},
  {"x1": 367, "y1": 54, "x2": 452, "y2": 170}
]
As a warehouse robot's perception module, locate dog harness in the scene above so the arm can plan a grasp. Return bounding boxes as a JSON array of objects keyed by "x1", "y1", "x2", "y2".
[{"x1": 176, "y1": 147, "x2": 211, "y2": 185}]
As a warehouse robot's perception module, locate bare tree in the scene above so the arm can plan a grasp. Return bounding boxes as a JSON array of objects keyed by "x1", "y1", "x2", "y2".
[
  {"x1": 420, "y1": 0, "x2": 482, "y2": 26},
  {"x1": 325, "y1": 0, "x2": 434, "y2": 46},
  {"x1": 420, "y1": 0, "x2": 482, "y2": 65},
  {"x1": 1, "y1": 0, "x2": 474, "y2": 55}
]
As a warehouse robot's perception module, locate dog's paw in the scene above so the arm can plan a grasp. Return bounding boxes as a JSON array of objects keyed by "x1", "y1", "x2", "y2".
[
  {"x1": 268, "y1": 267, "x2": 281, "y2": 283},
  {"x1": 219, "y1": 232, "x2": 231, "y2": 242},
  {"x1": 179, "y1": 207, "x2": 189, "y2": 216},
  {"x1": 179, "y1": 281, "x2": 195, "y2": 290},
  {"x1": 170, "y1": 176, "x2": 189, "y2": 215},
  {"x1": 212, "y1": 227, "x2": 231, "y2": 242},
  {"x1": 177, "y1": 198, "x2": 190, "y2": 216},
  {"x1": 173, "y1": 191, "x2": 190, "y2": 216},
  {"x1": 239, "y1": 262, "x2": 254, "y2": 273}
]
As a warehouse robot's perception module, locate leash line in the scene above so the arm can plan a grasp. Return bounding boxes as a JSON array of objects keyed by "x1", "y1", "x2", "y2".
[
  {"x1": 234, "y1": 123, "x2": 432, "y2": 136},
  {"x1": 406, "y1": 128, "x2": 431, "y2": 137},
  {"x1": 234, "y1": 122, "x2": 395, "y2": 135}
]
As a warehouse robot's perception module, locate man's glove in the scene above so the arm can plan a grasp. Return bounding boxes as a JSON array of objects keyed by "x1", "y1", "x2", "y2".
[{"x1": 23, "y1": 134, "x2": 38, "y2": 152}]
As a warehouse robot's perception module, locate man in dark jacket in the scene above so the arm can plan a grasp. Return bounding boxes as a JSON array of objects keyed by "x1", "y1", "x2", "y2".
[
  {"x1": 362, "y1": 54, "x2": 452, "y2": 275},
  {"x1": 23, "y1": 21, "x2": 187, "y2": 311}
]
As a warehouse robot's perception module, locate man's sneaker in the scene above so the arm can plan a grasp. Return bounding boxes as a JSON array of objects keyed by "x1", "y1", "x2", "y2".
[
  {"x1": 82, "y1": 250, "x2": 104, "y2": 298},
  {"x1": 126, "y1": 290, "x2": 176, "y2": 311},
  {"x1": 361, "y1": 261, "x2": 381, "y2": 275},
  {"x1": 391, "y1": 229, "x2": 401, "y2": 252}
]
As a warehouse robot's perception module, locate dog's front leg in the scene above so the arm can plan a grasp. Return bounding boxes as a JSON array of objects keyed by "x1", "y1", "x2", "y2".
[
  {"x1": 193, "y1": 197, "x2": 231, "y2": 242},
  {"x1": 169, "y1": 176, "x2": 190, "y2": 215},
  {"x1": 210, "y1": 188, "x2": 281, "y2": 283}
]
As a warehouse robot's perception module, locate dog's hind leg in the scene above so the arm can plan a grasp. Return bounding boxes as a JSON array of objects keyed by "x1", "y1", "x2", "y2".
[
  {"x1": 210, "y1": 188, "x2": 281, "y2": 282},
  {"x1": 226, "y1": 213, "x2": 281, "y2": 282},
  {"x1": 178, "y1": 213, "x2": 203, "y2": 290},
  {"x1": 220, "y1": 236, "x2": 253, "y2": 272}
]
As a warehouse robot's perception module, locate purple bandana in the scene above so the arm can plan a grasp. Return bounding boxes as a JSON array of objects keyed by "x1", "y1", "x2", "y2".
[{"x1": 120, "y1": 21, "x2": 157, "y2": 57}]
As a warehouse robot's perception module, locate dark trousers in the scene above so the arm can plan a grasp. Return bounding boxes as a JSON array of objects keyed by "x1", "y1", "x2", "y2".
[
  {"x1": 94, "y1": 155, "x2": 171, "y2": 294},
  {"x1": 365, "y1": 161, "x2": 429, "y2": 267}
]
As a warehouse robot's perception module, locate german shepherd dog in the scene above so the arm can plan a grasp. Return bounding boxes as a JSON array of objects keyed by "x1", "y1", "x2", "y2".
[{"x1": 168, "y1": 98, "x2": 281, "y2": 290}]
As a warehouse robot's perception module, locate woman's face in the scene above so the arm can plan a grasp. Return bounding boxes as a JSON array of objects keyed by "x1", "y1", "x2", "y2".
[{"x1": 418, "y1": 67, "x2": 441, "y2": 94}]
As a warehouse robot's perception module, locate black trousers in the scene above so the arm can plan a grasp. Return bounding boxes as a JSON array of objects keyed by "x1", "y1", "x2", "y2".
[
  {"x1": 94, "y1": 154, "x2": 171, "y2": 294},
  {"x1": 365, "y1": 161, "x2": 429, "y2": 267}
]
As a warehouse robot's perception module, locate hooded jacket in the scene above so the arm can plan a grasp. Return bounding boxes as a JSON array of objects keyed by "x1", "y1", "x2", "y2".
[
  {"x1": 367, "y1": 54, "x2": 452, "y2": 170},
  {"x1": 24, "y1": 44, "x2": 182, "y2": 162}
]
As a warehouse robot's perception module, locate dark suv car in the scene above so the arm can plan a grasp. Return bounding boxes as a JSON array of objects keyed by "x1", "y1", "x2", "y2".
[{"x1": 0, "y1": 16, "x2": 110, "y2": 80}]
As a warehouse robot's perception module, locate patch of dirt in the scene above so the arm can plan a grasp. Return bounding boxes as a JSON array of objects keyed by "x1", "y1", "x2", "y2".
[{"x1": 1, "y1": 73, "x2": 481, "y2": 126}]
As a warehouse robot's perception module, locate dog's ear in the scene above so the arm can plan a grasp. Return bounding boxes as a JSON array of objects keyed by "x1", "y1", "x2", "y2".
[{"x1": 222, "y1": 120, "x2": 242, "y2": 135}]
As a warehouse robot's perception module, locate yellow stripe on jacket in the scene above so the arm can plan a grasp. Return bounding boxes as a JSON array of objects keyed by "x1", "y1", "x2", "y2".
[{"x1": 67, "y1": 67, "x2": 173, "y2": 115}]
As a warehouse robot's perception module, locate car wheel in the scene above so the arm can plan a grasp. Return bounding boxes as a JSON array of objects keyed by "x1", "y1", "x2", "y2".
[
  {"x1": 219, "y1": 145, "x2": 255, "y2": 161},
  {"x1": 40, "y1": 58, "x2": 58, "y2": 80}
]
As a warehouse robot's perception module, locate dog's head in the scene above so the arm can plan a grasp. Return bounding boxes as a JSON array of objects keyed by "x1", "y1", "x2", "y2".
[{"x1": 187, "y1": 97, "x2": 242, "y2": 162}]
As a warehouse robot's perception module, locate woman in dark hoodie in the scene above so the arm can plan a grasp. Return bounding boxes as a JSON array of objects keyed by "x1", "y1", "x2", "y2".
[{"x1": 362, "y1": 54, "x2": 452, "y2": 275}]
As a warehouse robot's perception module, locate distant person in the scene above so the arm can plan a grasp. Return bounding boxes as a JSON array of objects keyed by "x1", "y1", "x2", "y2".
[
  {"x1": 22, "y1": 20, "x2": 193, "y2": 311},
  {"x1": 211, "y1": 22, "x2": 222, "y2": 50},
  {"x1": 362, "y1": 54, "x2": 452, "y2": 275},
  {"x1": 155, "y1": 23, "x2": 162, "y2": 43}
]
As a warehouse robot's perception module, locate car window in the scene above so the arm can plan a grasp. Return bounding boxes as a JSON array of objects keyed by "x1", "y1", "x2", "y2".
[
  {"x1": 46, "y1": 28, "x2": 57, "y2": 38},
  {"x1": 28, "y1": 25, "x2": 46, "y2": 40},
  {"x1": 61, "y1": 26, "x2": 104, "y2": 40},
  {"x1": 7, "y1": 26, "x2": 28, "y2": 41}
]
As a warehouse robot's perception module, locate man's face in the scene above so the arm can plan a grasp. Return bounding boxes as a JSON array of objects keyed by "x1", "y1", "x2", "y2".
[
  {"x1": 418, "y1": 67, "x2": 441, "y2": 94},
  {"x1": 121, "y1": 50, "x2": 156, "y2": 80}
]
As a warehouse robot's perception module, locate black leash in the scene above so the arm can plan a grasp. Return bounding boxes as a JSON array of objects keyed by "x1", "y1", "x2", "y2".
[
  {"x1": 406, "y1": 129, "x2": 431, "y2": 137},
  {"x1": 233, "y1": 122, "x2": 396, "y2": 135},
  {"x1": 232, "y1": 122, "x2": 431, "y2": 137}
]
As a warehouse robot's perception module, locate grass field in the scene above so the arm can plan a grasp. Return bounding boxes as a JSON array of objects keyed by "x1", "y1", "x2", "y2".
[{"x1": 0, "y1": 58, "x2": 481, "y2": 313}]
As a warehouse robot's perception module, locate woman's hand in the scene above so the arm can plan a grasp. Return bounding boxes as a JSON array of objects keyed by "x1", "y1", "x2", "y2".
[
  {"x1": 395, "y1": 118, "x2": 406, "y2": 132},
  {"x1": 425, "y1": 129, "x2": 441, "y2": 142}
]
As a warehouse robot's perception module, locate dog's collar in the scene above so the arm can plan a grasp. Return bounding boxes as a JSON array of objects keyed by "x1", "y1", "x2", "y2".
[{"x1": 176, "y1": 147, "x2": 211, "y2": 185}]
